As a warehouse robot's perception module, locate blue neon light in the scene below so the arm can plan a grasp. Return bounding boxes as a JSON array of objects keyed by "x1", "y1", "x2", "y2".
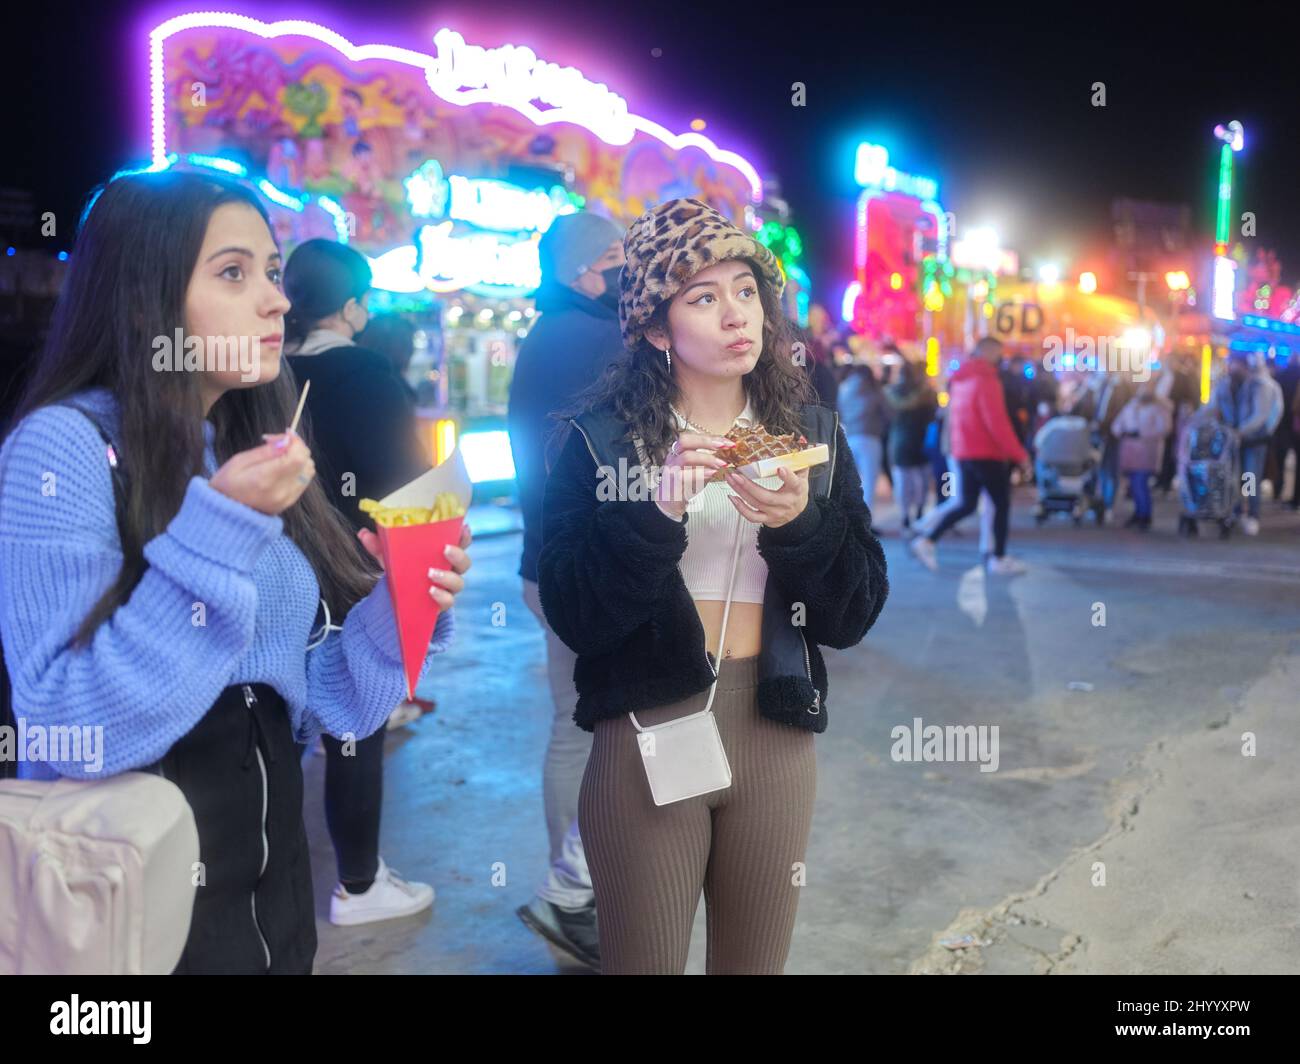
[{"x1": 317, "y1": 196, "x2": 351, "y2": 244}]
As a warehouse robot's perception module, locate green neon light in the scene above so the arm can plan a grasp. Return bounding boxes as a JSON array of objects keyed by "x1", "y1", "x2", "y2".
[{"x1": 1215, "y1": 143, "x2": 1233, "y2": 246}]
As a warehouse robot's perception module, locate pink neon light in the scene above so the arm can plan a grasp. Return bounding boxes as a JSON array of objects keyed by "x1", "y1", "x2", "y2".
[{"x1": 147, "y1": 12, "x2": 763, "y2": 201}]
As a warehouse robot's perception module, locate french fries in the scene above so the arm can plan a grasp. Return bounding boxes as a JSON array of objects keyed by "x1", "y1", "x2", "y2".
[{"x1": 359, "y1": 491, "x2": 465, "y2": 527}]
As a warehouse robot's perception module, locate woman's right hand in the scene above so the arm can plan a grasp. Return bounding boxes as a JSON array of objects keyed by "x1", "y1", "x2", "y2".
[
  {"x1": 210, "y1": 430, "x2": 317, "y2": 516},
  {"x1": 654, "y1": 432, "x2": 736, "y2": 518}
]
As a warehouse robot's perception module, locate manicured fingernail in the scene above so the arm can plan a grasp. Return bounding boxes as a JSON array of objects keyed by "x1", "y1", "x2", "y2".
[{"x1": 427, "y1": 567, "x2": 448, "y2": 579}]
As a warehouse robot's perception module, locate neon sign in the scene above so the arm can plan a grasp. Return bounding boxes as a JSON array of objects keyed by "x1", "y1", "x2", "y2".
[
  {"x1": 447, "y1": 175, "x2": 573, "y2": 233},
  {"x1": 147, "y1": 13, "x2": 762, "y2": 200},
  {"x1": 854, "y1": 142, "x2": 939, "y2": 201},
  {"x1": 416, "y1": 222, "x2": 541, "y2": 291},
  {"x1": 405, "y1": 160, "x2": 452, "y2": 220},
  {"x1": 1213, "y1": 255, "x2": 1236, "y2": 321},
  {"x1": 361, "y1": 226, "x2": 545, "y2": 294},
  {"x1": 428, "y1": 29, "x2": 628, "y2": 134}
]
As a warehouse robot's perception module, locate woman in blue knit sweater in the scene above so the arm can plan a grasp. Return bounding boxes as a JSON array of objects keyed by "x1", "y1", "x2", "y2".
[{"x1": 0, "y1": 170, "x2": 471, "y2": 973}]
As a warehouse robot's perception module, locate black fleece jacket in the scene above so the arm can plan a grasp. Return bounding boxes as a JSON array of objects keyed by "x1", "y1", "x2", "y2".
[{"x1": 537, "y1": 405, "x2": 889, "y2": 732}]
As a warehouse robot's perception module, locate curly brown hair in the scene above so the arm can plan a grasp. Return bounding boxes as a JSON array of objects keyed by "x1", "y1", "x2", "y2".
[{"x1": 557, "y1": 258, "x2": 812, "y2": 464}]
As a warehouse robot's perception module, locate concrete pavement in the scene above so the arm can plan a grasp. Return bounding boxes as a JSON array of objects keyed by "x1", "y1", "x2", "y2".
[{"x1": 304, "y1": 487, "x2": 1300, "y2": 974}]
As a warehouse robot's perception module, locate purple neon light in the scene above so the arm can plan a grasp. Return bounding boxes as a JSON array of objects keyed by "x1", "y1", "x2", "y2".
[{"x1": 147, "y1": 12, "x2": 763, "y2": 201}]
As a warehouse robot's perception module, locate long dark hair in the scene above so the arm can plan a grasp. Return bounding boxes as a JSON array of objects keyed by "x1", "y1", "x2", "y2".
[
  {"x1": 562, "y1": 257, "x2": 811, "y2": 463},
  {"x1": 4, "y1": 169, "x2": 380, "y2": 648},
  {"x1": 283, "y1": 239, "x2": 372, "y2": 345}
]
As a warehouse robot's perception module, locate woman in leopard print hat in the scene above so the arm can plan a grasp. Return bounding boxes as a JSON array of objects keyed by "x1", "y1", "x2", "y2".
[{"x1": 537, "y1": 197, "x2": 889, "y2": 974}]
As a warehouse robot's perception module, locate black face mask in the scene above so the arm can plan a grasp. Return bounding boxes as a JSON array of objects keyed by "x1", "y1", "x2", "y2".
[{"x1": 596, "y1": 265, "x2": 622, "y2": 310}]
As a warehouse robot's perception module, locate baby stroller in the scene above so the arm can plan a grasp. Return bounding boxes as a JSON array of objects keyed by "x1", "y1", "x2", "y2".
[
  {"x1": 1178, "y1": 416, "x2": 1239, "y2": 538},
  {"x1": 1033, "y1": 415, "x2": 1104, "y2": 526}
]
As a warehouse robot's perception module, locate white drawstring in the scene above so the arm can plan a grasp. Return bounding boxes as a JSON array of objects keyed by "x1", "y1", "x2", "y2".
[{"x1": 306, "y1": 597, "x2": 343, "y2": 652}]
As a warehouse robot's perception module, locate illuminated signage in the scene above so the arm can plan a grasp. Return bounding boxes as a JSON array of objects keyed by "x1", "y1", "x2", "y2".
[
  {"x1": 428, "y1": 29, "x2": 628, "y2": 134},
  {"x1": 447, "y1": 175, "x2": 572, "y2": 233},
  {"x1": 1212, "y1": 255, "x2": 1236, "y2": 321},
  {"x1": 147, "y1": 13, "x2": 763, "y2": 199},
  {"x1": 404, "y1": 158, "x2": 574, "y2": 233},
  {"x1": 854, "y1": 142, "x2": 939, "y2": 201}
]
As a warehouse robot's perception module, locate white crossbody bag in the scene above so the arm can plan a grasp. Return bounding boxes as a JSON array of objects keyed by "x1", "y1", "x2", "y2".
[{"x1": 627, "y1": 449, "x2": 746, "y2": 806}]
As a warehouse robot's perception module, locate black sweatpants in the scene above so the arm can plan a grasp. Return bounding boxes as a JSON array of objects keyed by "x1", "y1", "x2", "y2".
[{"x1": 928, "y1": 459, "x2": 1012, "y2": 557}]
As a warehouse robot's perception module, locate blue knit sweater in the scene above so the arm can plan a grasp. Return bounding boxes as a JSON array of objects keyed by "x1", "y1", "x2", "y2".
[{"x1": 0, "y1": 386, "x2": 454, "y2": 780}]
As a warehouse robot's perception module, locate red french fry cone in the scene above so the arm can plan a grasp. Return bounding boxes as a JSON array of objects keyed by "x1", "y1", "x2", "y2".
[{"x1": 375, "y1": 514, "x2": 465, "y2": 700}]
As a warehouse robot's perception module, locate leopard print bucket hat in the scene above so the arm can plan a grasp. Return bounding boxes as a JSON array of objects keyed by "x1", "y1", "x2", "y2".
[{"x1": 618, "y1": 198, "x2": 784, "y2": 347}]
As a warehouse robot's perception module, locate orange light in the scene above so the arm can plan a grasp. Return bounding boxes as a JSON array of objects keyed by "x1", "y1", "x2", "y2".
[
  {"x1": 937, "y1": 390, "x2": 950, "y2": 407},
  {"x1": 890, "y1": 272, "x2": 903, "y2": 290},
  {"x1": 1200, "y1": 344, "x2": 1212, "y2": 405},
  {"x1": 1078, "y1": 271, "x2": 1097, "y2": 294},
  {"x1": 690, "y1": 118, "x2": 706, "y2": 131},
  {"x1": 433, "y1": 418, "x2": 458, "y2": 466}
]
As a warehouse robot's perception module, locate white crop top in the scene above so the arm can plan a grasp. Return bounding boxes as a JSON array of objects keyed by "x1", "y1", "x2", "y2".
[{"x1": 658, "y1": 397, "x2": 777, "y2": 604}]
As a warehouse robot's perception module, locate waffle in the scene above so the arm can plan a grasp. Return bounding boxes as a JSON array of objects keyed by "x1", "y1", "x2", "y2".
[{"x1": 707, "y1": 424, "x2": 808, "y2": 482}]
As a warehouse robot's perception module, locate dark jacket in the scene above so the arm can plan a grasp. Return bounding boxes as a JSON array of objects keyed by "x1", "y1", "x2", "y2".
[
  {"x1": 809, "y1": 356, "x2": 840, "y2": 413},
  {"x1": 885, "y1": 382, "x2": 936, "y2": 467},
  {"x1": 508, "y1": 284, "x2": 625, "y2": 583},
  {"x1": 287, "y1": 343, "x2": 428, "y2": 534},
  {"x1": 537, "y1": 402, "x2": 889, "y2": 734},
  {"x1": 838, "y1": 373, "x2": 890, "y2": 439}
]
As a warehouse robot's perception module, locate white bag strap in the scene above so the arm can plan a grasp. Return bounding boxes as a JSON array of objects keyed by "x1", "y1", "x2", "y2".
[{"x1": 629, "y1": 500, "x2": 746, "y2": 734}]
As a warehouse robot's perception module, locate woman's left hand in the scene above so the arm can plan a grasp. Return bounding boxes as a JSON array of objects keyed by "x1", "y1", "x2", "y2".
[
  {"x1": 356, "y1": 523, "x2": 473, "y2": 610},
  {"x1": 725, "y1": 466, "x2": 810, "y2": 527}
]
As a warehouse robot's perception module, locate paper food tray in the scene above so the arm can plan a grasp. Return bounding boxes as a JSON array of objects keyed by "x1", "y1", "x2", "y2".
[
  {"x1": 736, "y1": 444, "x2": 829, "y2": 480},
  {"x1": 371, "y1": 447, "x2": 473, "y2": 700}
]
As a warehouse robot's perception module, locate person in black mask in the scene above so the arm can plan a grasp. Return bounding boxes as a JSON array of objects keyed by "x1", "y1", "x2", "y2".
[{"x1": 507, "y1": 210, "x2": 625, "y2": 969}]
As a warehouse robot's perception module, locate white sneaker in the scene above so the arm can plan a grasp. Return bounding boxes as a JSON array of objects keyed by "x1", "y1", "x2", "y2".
[
  {"x1": 987, "y1": 555, "x2": 1029, "y2": 576},
  {"x1": 909, "y1": 536, "x2": 939, "y2": 571},
  {"x1": 329, "y1": 857, "x2": 435, "y2": 926},
  {"x1": 1242, "y1": 516, "x2": 1260, "y2": 536},
  {"x1": 386, "y1": 700, "x2": 423, "y2": 731}
]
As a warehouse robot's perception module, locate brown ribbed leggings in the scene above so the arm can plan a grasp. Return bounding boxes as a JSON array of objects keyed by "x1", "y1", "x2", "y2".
[{"x1": 578, "y1": 655, "x2": 817, "y2": 974}]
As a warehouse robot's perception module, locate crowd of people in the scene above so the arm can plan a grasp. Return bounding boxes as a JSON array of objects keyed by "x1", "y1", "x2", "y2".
[{"x1": 825, "y1": 331, "x2": 1298, "y2": 565}]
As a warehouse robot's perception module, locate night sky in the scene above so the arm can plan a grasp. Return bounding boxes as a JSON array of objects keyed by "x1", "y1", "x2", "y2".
[{"x1": 11, "y1": 1, "x2": 1300, "y2": 300}]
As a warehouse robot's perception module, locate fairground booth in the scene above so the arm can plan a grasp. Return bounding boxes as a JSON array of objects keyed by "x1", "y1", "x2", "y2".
[{"x1": 144, "y1": 11, "x2": 774, "y2": 498}]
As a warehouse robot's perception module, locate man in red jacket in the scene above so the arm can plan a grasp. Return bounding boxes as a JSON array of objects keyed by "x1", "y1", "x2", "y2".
[{"x1": 910, "y1": 337, "x2": 1030, "y2": 574}]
